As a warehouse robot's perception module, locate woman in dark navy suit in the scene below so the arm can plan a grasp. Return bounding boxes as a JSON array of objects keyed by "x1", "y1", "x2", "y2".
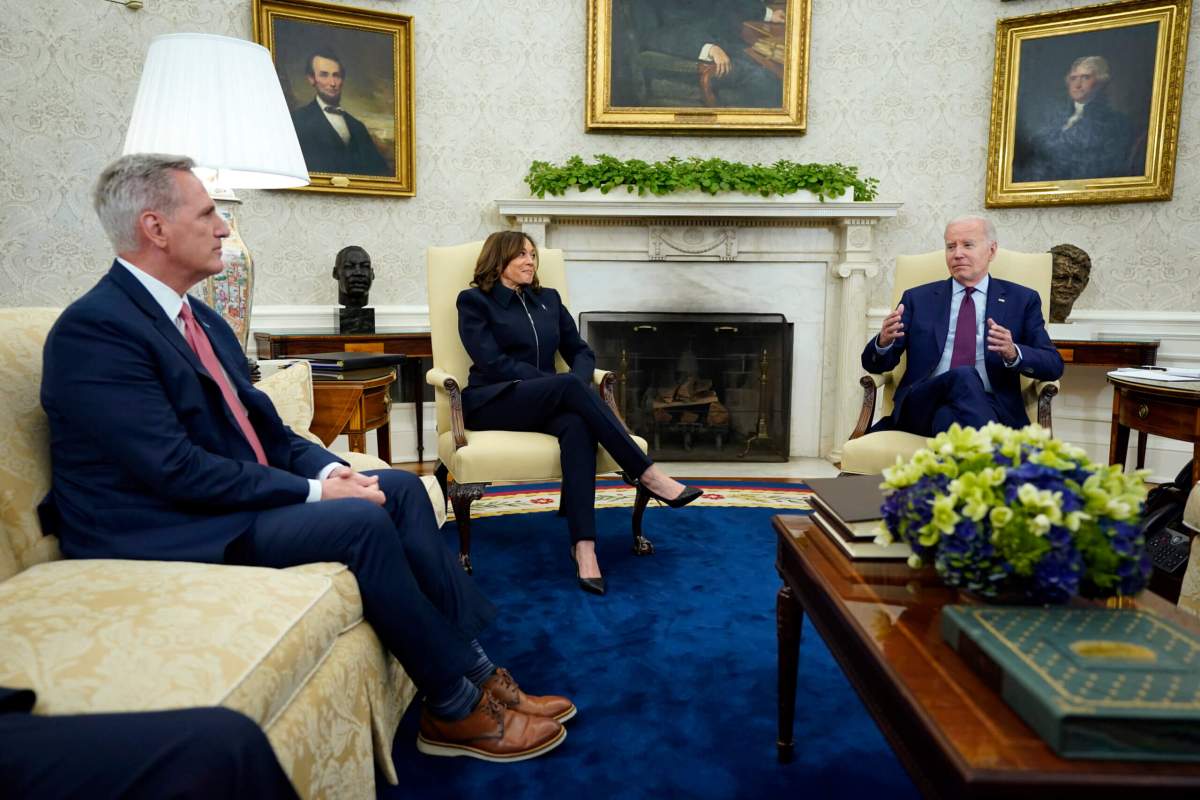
[{"x1": 457, "y1": 231, "x2": 702, "y2": 595}]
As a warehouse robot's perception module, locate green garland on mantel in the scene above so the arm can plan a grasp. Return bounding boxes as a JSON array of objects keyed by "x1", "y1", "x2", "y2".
[{"x1": 525, "y1": 154, "x2": 880, "y2": 201}]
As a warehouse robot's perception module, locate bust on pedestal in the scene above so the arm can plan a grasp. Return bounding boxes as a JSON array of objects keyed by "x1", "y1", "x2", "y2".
[
  {"x1": 333, "y1": 245, "x2": 375, "y2": 334},
  {"x1": 1047, "y1": 243, "x2": 1094, "y2": 340}
]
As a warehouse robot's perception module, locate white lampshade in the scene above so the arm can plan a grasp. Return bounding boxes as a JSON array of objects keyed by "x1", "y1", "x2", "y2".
[{"x1": 123, "y1": 33, "x2": 309, "y2": 189}]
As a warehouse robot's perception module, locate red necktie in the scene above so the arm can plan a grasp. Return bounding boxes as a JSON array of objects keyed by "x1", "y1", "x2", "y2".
[
  {"x1": 178, "y1": 303, "x2": 268, "y2": 465},
  {"x1": 949, "y1": 286, "x2": 977, "y2": 370}
]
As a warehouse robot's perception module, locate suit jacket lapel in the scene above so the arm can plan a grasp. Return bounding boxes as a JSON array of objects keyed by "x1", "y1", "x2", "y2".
[
  {"x1": 932, "y1": 279, "x2": 952, "y2": 358},
  {"x1": 984, "y1": 278, "x2": 1009, "y2": 368},
  {"x1": 106, "y1": 262, "x2": 212, "y2": 379}
]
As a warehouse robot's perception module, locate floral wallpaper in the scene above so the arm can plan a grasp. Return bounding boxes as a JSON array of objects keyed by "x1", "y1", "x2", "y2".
[{"x1": 0, "y1": 0, "x2": 1196, "y2": 313}]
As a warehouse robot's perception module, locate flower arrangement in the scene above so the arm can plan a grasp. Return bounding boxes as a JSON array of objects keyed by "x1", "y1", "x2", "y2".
[{"x1": 877, "y1": 423, "x2": 1151, "y2": 604}]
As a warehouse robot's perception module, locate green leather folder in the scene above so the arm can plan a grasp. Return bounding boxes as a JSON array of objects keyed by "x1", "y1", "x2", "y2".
[{"x1": 941, "y1": 605, "x2": 1200, "y2": 761}]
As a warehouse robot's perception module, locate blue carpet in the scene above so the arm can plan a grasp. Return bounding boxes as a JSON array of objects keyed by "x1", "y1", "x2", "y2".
[{"x1": 379, "y1": 497, "x2": 920, "y2": 799}]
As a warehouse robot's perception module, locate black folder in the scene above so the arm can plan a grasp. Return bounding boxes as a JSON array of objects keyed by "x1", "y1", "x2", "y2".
[
  {"x1": 804, "y1": 475, "x2": 886, "y2": 523},
  {"x1": 299, "y1": 351, "x2": 406, "y2": 371}
]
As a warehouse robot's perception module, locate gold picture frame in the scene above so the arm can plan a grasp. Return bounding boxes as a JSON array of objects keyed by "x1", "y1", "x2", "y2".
[
  {"x1": 253, "y1": 0, "x2": 414, "y2": 196},
  {"x1": 986, "y1": 0, "x2": 1190, "y2": 207},
  {"x1": 585, "y1": 0, "x2": 811, "y2": 134}
]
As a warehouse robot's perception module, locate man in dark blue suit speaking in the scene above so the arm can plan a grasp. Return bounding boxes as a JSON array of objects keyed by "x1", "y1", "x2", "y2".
[
  {"x1": 861, "y1": 215, "x2": 1063, "y2": 436},
  {"x1": 38, "y1": 154, "x2": 571, "y2": 763}
]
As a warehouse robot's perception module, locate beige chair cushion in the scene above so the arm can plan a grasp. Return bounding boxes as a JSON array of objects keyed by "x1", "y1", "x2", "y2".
[
  {"x1": 256, "y1": 360, "x2": 323, "y2": 446},
  {"x1": 0, "y1": 559, "x2": 360, "y2": 725},
  {"x1": 0, "y1": 308, "x2": 63, "y2": 581},
  {"x1": 840, "y1": 430, "x2": 929, "y2": 476},
  {"x1": 438, "y1": 430, "x2": 646, "y2": 485}
]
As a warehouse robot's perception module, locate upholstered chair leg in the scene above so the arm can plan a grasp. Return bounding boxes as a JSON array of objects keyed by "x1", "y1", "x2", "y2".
[
  {"x1": 622, "y1": 473, "x2": 655, "y2": 556},
  {"x1": 448, "y1": 481, "x2": 486, "y2": 573}
]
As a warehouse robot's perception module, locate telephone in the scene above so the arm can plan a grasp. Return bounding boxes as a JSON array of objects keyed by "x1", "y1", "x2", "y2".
[{"x1": 1140, "y1": 459, "x2": 1196, "y2": 602}]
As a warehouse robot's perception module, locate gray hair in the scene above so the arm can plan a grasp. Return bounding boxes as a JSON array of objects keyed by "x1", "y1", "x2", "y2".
[
  {"x1": 945, "y1": 215, "x2": 997, "y2": 244},
  {"x1": 93, "y1": 153, "x2": 195, "y2": 252},
  {"x1": 1067, "y1": 55, "x2": 1111, "y2": 83}
]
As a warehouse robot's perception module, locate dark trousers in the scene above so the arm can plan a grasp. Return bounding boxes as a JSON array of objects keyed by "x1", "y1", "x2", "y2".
[
  {"x1": 229, "y1": 470, "x2": 496, "y2": 694},
  {"x1": 893, "y1": 366, "x2": 1012, "y2": 436},
  {"x1": 466, "y1": 374, "x2": 654, "y2": 543},
  {"x1": 0, "y1": 706, "x2": 296, "y2": 799}
]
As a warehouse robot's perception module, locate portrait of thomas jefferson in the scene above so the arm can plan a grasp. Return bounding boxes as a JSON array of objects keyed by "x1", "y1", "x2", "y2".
[{"x1": 1010, "y1": 24, "x2": 1157, "y2": 184}]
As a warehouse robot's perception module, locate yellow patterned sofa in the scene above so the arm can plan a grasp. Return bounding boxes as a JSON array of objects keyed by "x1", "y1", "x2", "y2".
[{"x1": 0, "y1": 308, "x2": 440, "y2": 799}]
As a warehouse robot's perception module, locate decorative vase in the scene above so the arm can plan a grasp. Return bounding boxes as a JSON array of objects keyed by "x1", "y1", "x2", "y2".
[{"x1": 198, "y1": 192, "x2": 254, "y2": 349}]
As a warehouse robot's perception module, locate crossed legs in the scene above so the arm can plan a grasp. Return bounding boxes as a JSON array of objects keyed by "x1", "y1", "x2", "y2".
[{"x1": 466, "y1": 374, "x2": 696, "y2": 580}]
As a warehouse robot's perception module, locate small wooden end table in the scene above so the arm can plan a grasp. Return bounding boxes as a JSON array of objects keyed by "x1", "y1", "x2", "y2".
[
  {"x1": 1107, "y1": 373, "x2": 1200, "y2": 486},
  {"x1": 774, "y1": 514, "x2": 1200, "y2": 798},
  {"x1": 310, "y1": 367, "x2": 396, "y2": 463},
  {"x1": 1054, "y1": 338, "x2": 1159, "y2": 368}
]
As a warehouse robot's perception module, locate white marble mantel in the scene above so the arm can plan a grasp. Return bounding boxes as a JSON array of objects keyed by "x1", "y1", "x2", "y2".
[{"x1": 497, "y1": 195, "x2": 902, "y2": 461}]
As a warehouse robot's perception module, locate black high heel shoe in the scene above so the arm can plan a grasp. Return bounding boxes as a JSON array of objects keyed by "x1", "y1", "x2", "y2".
[
  {"x1": 569, "y1": 546, "x2": 606, "y2": 596},
  {"x1": 637, "y1": 481, "x2": 703, "y2": 509}
]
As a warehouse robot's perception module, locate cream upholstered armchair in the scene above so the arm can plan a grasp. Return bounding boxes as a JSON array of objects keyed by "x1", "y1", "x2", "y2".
[
  {"x1": 426, "y1": 241, "x2": 653, "y2": 573},
  {"x1": 840, "y1": 248, "x2": 1061, "y2": 475}
]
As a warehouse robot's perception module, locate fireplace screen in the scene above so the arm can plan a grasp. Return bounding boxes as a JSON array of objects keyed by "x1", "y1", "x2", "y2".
[{"x1": 579, "y1": 312, "x2": 792, "y2": 462}]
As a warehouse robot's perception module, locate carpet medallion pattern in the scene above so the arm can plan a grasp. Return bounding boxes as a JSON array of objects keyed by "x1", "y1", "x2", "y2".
[{"x1": 450, "y1": 479, "x2": 813, "y2": 519}]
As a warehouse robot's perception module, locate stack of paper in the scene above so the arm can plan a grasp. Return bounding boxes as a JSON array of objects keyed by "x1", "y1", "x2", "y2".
[{"x1": 1108, "y1": 367, "x2": 1200, "y2": 382}]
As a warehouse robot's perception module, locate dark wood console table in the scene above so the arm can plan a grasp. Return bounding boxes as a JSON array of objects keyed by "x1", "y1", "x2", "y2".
[
  {"x1": 1053, "y1": 338, "x2": 1159, "y2": 368},
  {"x1": 774, "y1": 513, "x2": 1200, "y2": 798},
  {"x1": 255, "y1": 332, "x2": 433, "y2": 462}
]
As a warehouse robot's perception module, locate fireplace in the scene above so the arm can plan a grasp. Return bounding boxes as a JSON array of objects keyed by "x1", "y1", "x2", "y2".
[{"x1": 580, "y1": 312, "x2": 792, "y2": 461}]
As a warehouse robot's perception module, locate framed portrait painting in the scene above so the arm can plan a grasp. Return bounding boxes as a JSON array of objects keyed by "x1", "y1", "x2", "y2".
[
  {"x1": 585, "y1": 0, "x2": 811, "y2": 134},
  {"x1": 985, "y1": 0, "x2": 1191, "y2": 207},
  {"x1": 252, "y1": 0, "x2": 414, "y2": 196}
]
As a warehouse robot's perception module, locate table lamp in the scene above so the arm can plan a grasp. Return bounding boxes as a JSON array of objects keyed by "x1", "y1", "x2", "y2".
[{"x1": 122, "y1": 32, "x2": 309, "y2": 348}]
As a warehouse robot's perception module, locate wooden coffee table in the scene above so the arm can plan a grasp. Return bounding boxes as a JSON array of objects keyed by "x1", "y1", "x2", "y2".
[{"x1": 774, "y1": 514, "x2": 1200, "y2": 798}]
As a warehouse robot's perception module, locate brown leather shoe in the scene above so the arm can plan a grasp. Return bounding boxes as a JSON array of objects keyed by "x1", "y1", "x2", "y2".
[
  {"x1": 483, "y1": 667, "x2": 577, "y2": 722},
  {"x1": 416, "y1": 691, "x2": 565, "y2": 762}
]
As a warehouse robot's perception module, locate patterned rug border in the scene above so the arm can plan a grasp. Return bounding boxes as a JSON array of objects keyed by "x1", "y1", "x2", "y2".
[{"x1": 449, "y1": 479, "x2": 812, "y2": 520}]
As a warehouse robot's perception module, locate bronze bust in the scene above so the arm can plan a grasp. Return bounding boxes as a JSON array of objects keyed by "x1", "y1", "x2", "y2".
[
  {"x1": 333, "y1": 245, "x2": 375, "y2": 333},
  {"x1": 1048, "y1": 244, "x2": 1092, "y2": 324}
]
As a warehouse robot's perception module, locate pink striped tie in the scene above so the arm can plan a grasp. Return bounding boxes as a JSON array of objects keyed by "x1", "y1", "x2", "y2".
[{"x1": 178, "y1": 303, "x2": 268, "y2": 465}]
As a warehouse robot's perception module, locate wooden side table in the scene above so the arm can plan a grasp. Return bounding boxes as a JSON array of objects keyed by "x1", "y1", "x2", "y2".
[
  {"x1": 255, "y1": 332, "x2": 432, "y2": 461},
  {"x1": 310, "y1": 368, "x2": 396, "y2": 463},
  {"x1": 1107, "y1": 373, "x2": 1200, "y2": 486}
]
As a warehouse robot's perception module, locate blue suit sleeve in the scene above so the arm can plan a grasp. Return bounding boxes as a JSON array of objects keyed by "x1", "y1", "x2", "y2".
[
  {"x1": 554, "y1": 296, "x2": 596, "y2": 384},
  {"x1": 1009, "y1": 290, "x2": 1064, "y2": 381},
  {"x1": 457, "y1": 290, "x2": 549, "y2": 383},
  {"x1": 43, "y1": 311, "x2": 312, "y2": 510},
  {"x1": 861, "y1": 290, "x2": 912, "y2": 374}
]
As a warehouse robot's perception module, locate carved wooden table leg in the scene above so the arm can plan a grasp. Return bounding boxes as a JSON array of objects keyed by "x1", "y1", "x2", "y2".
[{"x1": 777, "y1": 583, "x2": 803, "y2": 763}]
